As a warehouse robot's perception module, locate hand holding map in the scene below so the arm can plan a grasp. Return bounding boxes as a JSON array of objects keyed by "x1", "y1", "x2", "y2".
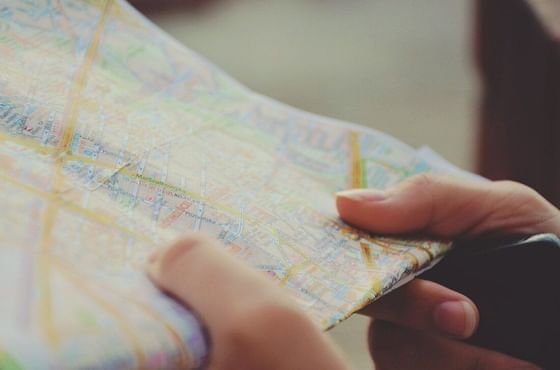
[{"x1": 348, "y1": 176, "x2": 560, "y2": 370}]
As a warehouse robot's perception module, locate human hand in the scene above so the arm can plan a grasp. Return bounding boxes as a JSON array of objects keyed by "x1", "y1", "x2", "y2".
[
  {"x1": 146, "y1": 234, "x2": 350, "y2": 370},
  {"x1": 336, "y1": 174, "x2": 560, "y2": 370}
]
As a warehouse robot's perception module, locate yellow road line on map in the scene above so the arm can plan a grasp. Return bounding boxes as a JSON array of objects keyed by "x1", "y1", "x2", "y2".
[
  {"x1": 54, "y1": 261, "x2": 147, "y2": 369},
  {"x1": 372, "y1": 279, "x2": 382, "y2": 296},
  {"x1": 376, "y1": 237, "x2": 437, "y2": 262},
  {"x1": 38, "y1": 201, "x2": 59, "y2": 346},
  {"x1": 361, "y1": 158, "x2": 409, "y2": 177},
  {"x1": 97, "y1": 282, "x2": 193, "y2": 368},
  {"x1": 35, "y1": 0, "x2": 114, "y2": 348},
  {"x1": 374, "y1": 238, "x2": 420, "y2": 270},
  {"x1": 1, "y1": 142, "x2": 280, "y2": 252},
  {"x1": 38, "y1": 163, "x2": 69, "y2": 347},
  {"x1": 338, "y1": 220, "x2": 411, "y2": 256},
  {"x1": 0, "y1": 131, "x2": 55, "y2": 155},
  {"x1": 1, "y1": 109, "x2": 320, "y2": 267},
  {"x1": 280, "y1": 262, "x2": 311, "y2": 286},
  {"x1": 65, "y1": 152, "x2": 247, "y2": 223},
  {"x1": 359, "y1": 242, "x2": 374, "y2": 269},
  {"x1": 66, "y1": 153, "x2": 130, "y2": 172},
  {"x1": 403, "y1": 240, "x2": 438, "y2": 260},
  {"x1": 350, "y1": 131, "x2": 363, "y2": 189},
  {"x1": 336, "y1": 218, "x2": 437, "y2": 272},
  {"x1": 411, "y1": 244, "x2": 435, "y2": 260},
  {"x1": 58, "y1": 0, "x2": 113, "y2": 153},
  {"x1": 0, "y1": 173, "x2": 155, "y2": 245}
]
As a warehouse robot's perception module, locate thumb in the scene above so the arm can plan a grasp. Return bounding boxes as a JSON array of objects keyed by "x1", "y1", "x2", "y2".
[
  {"x1": 336, "y1": 174, "x2": 560, "y2": 238},
  {"x1": 146, "y1": 234, "x2": 349, "y2": 370}
]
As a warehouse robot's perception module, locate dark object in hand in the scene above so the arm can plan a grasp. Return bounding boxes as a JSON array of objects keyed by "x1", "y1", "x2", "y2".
[{"x1": 421, "y1": 234, "x2": 560, "y2": 370}]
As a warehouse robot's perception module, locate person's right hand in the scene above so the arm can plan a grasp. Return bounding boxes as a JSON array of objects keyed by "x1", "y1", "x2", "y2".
[
  {"x1": 146, "y1": 234, "x2": 350, "y2": 370},
  {"x1": 337, "y1": 174, "x2": 560, "y2": 370}
]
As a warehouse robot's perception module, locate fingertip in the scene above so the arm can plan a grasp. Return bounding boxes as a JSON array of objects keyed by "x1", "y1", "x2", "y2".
[
  {"x1": 146, "y1": 233, "x2": 217, "y2": 286},
  {"x1": 335, "y1": 191, "x2": 354, "y2": 220},
  {"x1": 433, "y1": 300, "x2": 479, "y2": 338},
  {"x1": 160, "y1": 236, "x2": 203, "y2": 272},
  {"x1": 336, "y1": 189, "x2": 391, "y2": 230}
]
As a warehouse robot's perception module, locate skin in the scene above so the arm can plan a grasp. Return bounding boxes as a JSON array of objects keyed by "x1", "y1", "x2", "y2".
[
  {"x1": 148, "y1": 174, "x2": 560, "y2": 369},
  {"x1": 147, "y1": 235, "x2": 349, "y2": 370}
]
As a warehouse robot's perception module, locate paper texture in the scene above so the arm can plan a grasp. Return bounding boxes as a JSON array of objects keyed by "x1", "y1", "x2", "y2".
[{"x1": 0, "y1": 1, "x2": 457, "y2": 368}]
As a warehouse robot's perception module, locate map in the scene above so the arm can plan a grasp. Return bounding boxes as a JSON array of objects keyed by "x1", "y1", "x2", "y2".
[{"x1": 0, "y1": 1, "x2": 459, "y2": 369}]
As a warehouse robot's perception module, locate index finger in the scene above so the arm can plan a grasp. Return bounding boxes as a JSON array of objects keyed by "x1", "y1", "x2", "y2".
[{"x1": 336, "y1": 174, "x2": 560, "y2": 238}]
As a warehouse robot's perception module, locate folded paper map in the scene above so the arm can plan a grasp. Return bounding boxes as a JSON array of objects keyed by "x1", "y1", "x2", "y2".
[{"x1": 0, "y1": 1, "x2": 466, "y2": 368}]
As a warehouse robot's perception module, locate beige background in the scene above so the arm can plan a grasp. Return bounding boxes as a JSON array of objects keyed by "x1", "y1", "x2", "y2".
[{"x1": 148, "y1": 1, "x2": 477, "y2": 368}]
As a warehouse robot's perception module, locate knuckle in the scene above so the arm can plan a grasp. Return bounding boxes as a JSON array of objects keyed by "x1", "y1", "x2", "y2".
[
  {"x1": 404, "y1": 173, "x2": 437, "y2": 190},
  {"x1": 495, "y1": 180, "x2": 552, "y2": 213},
  {"x1": 400, "y1": 174, "x2": 441, "y2": 204}
]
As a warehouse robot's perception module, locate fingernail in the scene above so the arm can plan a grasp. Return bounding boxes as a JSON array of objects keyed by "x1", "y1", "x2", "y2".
[
  {"x1": 336, "y1": 189, "x2": 388, "y2": 202},
  {"x1": 434, "y1": 301, "x2": 477, "y2": 338}
]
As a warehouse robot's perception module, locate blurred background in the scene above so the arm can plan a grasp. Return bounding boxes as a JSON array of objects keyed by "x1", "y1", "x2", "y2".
[
  {"x1": 143, "y1": 0, "x2": 477, "y2": 170},
  {"x1": 134, "y1": 0, "x2": 476, "y2": 368}
]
